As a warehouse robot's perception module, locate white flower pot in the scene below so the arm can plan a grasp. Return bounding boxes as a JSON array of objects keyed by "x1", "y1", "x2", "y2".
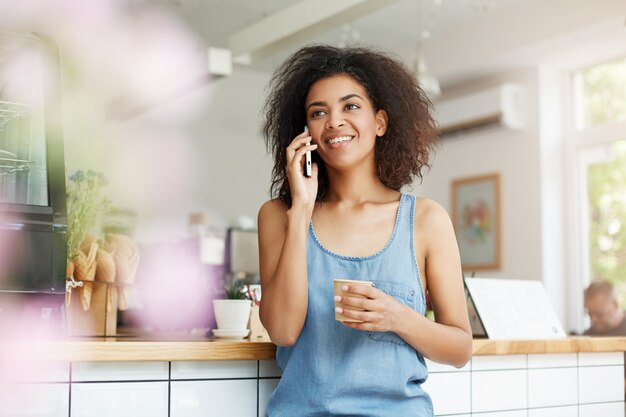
[{"x1": 213, "y1": 299, "x2": 252, "y2": 330}]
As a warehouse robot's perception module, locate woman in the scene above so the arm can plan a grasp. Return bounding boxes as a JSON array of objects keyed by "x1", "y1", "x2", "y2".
[{"x1": 258, "y1": 45, "x2": 472, "y2": 417}]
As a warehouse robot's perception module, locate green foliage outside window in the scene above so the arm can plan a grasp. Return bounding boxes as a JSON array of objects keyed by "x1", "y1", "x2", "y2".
[
  {"x1": 583, "y1": 57, "x2": 626, "y2": 302},
  {"x1": 580, "y1": 56, "x2": 626, "y2": 128},
  {"x1": 587, "y1": 141, "x2": 626, "y2": 290}
]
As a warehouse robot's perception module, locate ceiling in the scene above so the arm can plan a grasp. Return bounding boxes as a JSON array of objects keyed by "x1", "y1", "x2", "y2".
[{"x1": 154, "y1": 0, "x2": 626, "y2": 90}]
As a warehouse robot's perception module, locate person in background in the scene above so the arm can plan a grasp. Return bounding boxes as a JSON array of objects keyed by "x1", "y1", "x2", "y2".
[
  {"x1": 583, "y1": 279, "x2": 626, "y2": 398},
  {"x1": 584, "y1": 280, "x2": 626, "y2": 336},
  {"x1": 258, "y1": 45, "x2": 472, "y2": 417}
]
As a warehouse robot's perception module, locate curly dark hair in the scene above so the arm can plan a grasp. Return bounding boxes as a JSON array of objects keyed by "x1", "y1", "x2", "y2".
[{"x1": 263, "y1": 44, "x2": 439, "y2": 206}]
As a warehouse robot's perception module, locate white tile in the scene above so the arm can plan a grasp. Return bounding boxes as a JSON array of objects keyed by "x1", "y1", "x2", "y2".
[
  {"x1": 71, "y1": 382, "x2": 168, "y2": 417},
  {"x1": 579, "y1": 402, "x2": 625, "y2": 417},
  {"x1": 472, "y1": 370, "x2": 527, "y2": 413},
  {"x1": 0, "y1": 383, "x2": 69, "y2": 417},
  {"x1": 171, "y1": 360, "x2": 257, "y2": 380},
  {"x1": 471, "y1": 410, "x2": 527, "y2": 416},
  {"x1": 528, "y1": 354, "x2": 577, "y2": 369},
  {"x1": 10, "y1": 362, "x2": 69, "y2": 383},
  {"x1": 259, "y1": 359, "x2": 282, "y2": 377},
  {"x1": 528, "y1": 368, "x2": 578, "y2": 408},
  {"x1": 528, "y1": 406, "x2": 577, "y2": 417},
  {"x1": 578, "y1": 352, "x2": 624, "y2": 366},
  {"x1": 72, "y1": 361, "x2": 168, "y2": 381},
  {"x1": 579, "y1": 365, "x2": 624, "y2": 403},
  {"x1": 259, "y1": 378, "x2": 280, "y2": 417},
  {"x1": 171, "y1": 380, "x2": 257, "y2": 417},
  {"x1": 426, "y1": 358, "x2": 471, "y2": 373},
  {"x1": 423, "y1": 371, "x2": 471, "y2": 415},
  {"x1": 472, "y1": 355, "x2": 527, "y2": 371}
]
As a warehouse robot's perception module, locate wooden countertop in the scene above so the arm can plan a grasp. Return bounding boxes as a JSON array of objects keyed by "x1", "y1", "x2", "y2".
[
  {"x1": 472, "y1": 336, "x2": 626, "y2": 355},
  {"x1": 4, "y1": 334, "x2": 626, "y2": 362}
]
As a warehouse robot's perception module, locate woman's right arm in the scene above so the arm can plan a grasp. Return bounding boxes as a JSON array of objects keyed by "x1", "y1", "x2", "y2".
[
  {"x1": 257, "y1": 132, "x2": 318, "y2": 346},
  {"x1": 258, "y1": 200, "x2": 310, "y2": 346}
]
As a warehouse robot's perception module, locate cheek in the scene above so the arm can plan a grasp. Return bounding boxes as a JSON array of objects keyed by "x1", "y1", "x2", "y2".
[{"x1": 307, "y1": 120, "x2": 323, "y2": 136}]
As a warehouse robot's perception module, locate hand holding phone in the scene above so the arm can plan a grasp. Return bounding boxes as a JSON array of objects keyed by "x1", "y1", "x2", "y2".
[{"x1": 304, "y1": 126, "x2": 312, "y2": 177}]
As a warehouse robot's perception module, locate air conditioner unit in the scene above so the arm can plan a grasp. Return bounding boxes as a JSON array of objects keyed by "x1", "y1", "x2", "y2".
[{"x1": 435, "y1": 83, "x2": 525, "y2": 137}]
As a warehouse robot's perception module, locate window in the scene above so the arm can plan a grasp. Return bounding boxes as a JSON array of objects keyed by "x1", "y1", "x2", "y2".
[
  {"x1": 584, "y1": 140, "x2": 626, "y2": 299},
  {"x1": 573, "y1": 56, "x2": 626, "y2": 130},
  {"x1": 570, "y1": 56, "x2": 626, "y2": 325}
]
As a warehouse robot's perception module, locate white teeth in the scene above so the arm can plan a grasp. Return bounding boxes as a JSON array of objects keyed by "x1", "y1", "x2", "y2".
[{"x1": 328, "y1": 136, "x2": 353, "y2": 145}]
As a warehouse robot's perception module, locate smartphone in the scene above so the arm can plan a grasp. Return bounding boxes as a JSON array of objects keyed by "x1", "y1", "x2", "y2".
[{"x1": 304, "y1": 126, "x2": 312, "y2": 177}]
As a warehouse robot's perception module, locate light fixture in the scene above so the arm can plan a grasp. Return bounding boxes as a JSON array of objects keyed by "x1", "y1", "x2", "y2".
[
  {"x1": 413, "y1": 0, "x2": 442, "y2": 99},
  {"x1": 415, "y1": 55, "x2": 441, "y2": 99}
]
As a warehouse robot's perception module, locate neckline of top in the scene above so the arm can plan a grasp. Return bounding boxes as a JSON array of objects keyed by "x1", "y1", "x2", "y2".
[{"x1": 309, "y1": 193, "x2": 406, "y2": 261}]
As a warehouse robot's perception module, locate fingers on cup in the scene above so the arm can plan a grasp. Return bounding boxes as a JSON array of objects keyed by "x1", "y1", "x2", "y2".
[
  {"x1": 340, "y1": 295, "x2": 370, "y2": 311},
  {"x1": 343, "y1": 285, "x2": 376, "y2": 298},
  {"x1": 338, "y1": 307, "x2": 368, "y2": 323}
]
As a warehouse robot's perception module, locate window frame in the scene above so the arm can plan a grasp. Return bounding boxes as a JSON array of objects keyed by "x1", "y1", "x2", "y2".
[{"x1": 564, "y1": 60, "x2": 626, "y2": 332}]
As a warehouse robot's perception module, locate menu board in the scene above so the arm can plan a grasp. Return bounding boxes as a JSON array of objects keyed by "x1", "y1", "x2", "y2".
[{"x1": 464, "y1": 278, "x2": 566, "y2": 340}]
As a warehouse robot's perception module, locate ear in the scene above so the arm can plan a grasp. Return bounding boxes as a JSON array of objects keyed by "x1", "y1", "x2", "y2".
[{"x1": 375, "y1": 109, "x2": 388, "y2": 137}]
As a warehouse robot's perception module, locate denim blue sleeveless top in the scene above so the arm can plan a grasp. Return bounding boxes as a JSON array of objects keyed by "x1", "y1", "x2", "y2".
[{"x1": 267, "y1": 194, "x2": 433, "y2": 417}]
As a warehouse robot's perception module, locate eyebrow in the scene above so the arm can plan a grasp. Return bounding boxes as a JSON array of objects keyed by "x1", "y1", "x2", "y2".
[{"x1": 306, "y1": 93, "x2": 363, "y2": 111}]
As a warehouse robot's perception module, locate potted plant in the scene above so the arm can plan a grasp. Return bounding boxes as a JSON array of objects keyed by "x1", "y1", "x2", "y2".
[
  {"x1": 65, "y1": 170, "x2": 110, "y2": 309},
  {"x1": 212, "y1": 280, "x2": 252, "y2": 338}
]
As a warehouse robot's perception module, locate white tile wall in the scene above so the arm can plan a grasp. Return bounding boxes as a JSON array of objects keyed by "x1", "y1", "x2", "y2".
[
  {"x1": 578, "y1": 352, "x2": 624, "y2": 366},
  {"x1": 259, "y1": 378, "x2": 280, "y2": 417},
  {"x1": 528, "y1": 406, "x2": 577, "y2": 417},
  {"x1": 171, "y1": 380, "x2": 257, "y2": 417},
  {"x1": 578, "y1": 365, "x2": 624, "y2": 404},
  {"x1": 12, "y1": 362, "x2": 69, "y2": 383},
  {"x1": 528, "y1": 368, "x2": 578, "y2": 408},
  {"x1": 472, "y1": 355, "x2": 527, "y2": 371},
  {"x1": 171, "y1": 360, "x2": 257, "y2": 379},
  {"x1": 472, "y1": 370, "x2": 528, "y2": 413},
  {"x1": 259, "y1": 359, "x2": 282, "y2": 377},
  {"x1": 527, "y1": 354, "x2": 577, "y2": 369},
  {"x1": 6, "y1": 354, "x2": 624, "y2": 417},
  {"x1": 0, "y1": 383, "x2": 69, "y2": 417},
  {"x1": 71, "y1": 381, "x2": 168, "y2": 417},
  {"x1": 470, "y1": 410, "x2": 527, "y2": 416},
  {"x1": 424, "y1": 371, "x2": 471, "y2": 415},
  {"x1": 579, "y1": 402, "x2": 625, "y2": 417},
  {"x1": 72, "y1": 361, "x2": 168, "y2": 381}
]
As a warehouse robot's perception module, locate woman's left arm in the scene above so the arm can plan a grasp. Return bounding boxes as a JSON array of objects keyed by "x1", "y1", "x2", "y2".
[{"x1": 339, "y1": 200, "x2": 472, "y2": 368}]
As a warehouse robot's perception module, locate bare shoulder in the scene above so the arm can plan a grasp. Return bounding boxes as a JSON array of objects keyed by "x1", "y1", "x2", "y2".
[
  {"x1": 259, "y1": 199, "x2": 288, "y2": 218},
  {"x1": 258, "y1": 199, "x2": 289, "y2": 232},
  {"x1": 413, "y1": 197, "x2": 453, "y2": 231}
]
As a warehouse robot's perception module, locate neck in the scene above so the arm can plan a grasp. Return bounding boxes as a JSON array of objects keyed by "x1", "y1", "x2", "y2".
[{"x1": 324, "y1": 159, "x2": 395, "y2": 204}]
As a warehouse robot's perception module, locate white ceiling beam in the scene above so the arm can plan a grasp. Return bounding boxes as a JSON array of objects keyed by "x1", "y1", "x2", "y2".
[{"x1": 229, "y1": 0, "x2": 399, "y2": 64}]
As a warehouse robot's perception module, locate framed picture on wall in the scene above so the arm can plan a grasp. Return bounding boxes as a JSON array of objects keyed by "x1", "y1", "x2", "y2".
[{"x1": 451, "y1": 173, "x2": 501, "y2": 270}]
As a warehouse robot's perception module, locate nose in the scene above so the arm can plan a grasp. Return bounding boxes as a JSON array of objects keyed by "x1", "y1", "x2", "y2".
[{"x1": 325, "y1": 113, "x2": 345, "y2": 129}]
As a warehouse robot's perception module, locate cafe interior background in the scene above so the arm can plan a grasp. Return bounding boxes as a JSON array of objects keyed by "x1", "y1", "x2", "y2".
[{"x1": 1, "y1": 0, "x2": 626, "y2": 348}]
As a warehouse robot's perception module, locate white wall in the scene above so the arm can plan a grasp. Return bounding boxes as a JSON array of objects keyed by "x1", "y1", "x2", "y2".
[
  {"x1": 62, "y1": 57, "x2": 275, "y2": 240},
  {"x1": 188, "y1": 66, "x2": 274, "y2": 227},
  {"x1": 414, "y1": 69, "x2": 543, "y2": 283}
]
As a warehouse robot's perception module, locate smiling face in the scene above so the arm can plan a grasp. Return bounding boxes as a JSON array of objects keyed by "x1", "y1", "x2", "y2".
[{"x1": 305, "y1": 74, "x2": 387, "y2": 171}]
